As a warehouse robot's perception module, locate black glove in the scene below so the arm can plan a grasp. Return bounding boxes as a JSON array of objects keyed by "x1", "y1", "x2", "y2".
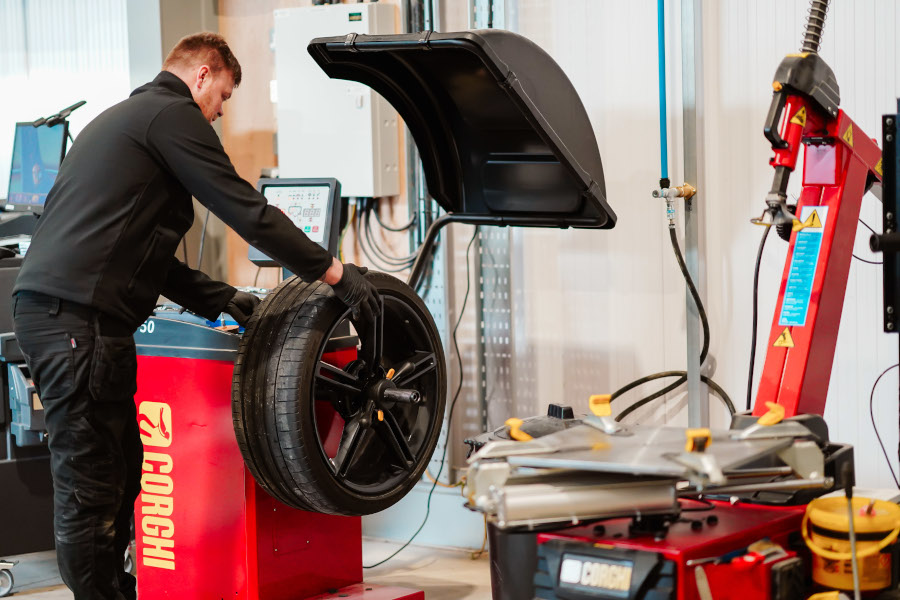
[
  {"x1": 331, "y1": 264, "x2": 380, "y2": 322},
  {"x1": 224, "y1": 290, "x2": 261, "y2": 327}
]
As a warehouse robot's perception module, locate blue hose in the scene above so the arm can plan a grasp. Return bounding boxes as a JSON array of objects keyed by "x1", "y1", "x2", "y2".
[{"x1": 657, "y1": 0, "x2": 669, "y2": 182}]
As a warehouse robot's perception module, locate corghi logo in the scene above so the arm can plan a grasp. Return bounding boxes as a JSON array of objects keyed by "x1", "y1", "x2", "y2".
[
  {"x1": 559, "y1": 557, "x2": 633, "y2": 592},
  {"x1": 138, "y1": 402, "x2": 172, "y2": 447},
  {"x1": 138, "y1": 401, "x2": 176, "y2": 570}
]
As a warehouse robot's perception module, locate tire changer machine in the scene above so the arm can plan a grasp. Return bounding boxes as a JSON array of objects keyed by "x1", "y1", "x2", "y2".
[
  {"x1": 452, "y1": 6, "x2": 897, "y2": 600},
  {"x1": 131, "y1": 28, "x2": 622, "y2": 599}
]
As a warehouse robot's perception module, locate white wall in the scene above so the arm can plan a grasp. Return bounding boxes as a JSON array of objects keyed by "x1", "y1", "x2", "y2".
[
  {"x1": 0, "y1": 0, "x2": 132, "y2": 200},
  {"x1": 442, "y1": 0, "x2": 900, "y2": 489}
]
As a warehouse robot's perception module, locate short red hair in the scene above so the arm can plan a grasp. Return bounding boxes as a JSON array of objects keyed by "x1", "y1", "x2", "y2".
[{"x1": 163, "y1": 32, "x2": 242, "y2": 86}]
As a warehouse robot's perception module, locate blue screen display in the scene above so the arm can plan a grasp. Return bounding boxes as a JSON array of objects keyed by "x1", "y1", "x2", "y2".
[{"x1": 7, "y1": 123, "x2": 66, "y2": 208}]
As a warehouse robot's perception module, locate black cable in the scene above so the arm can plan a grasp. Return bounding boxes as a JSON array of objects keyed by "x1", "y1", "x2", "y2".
[
  {"x1": 615, "y1": 373, "x2": 734, "y2": 422},
  {"x1": 253, "y1": 266, "x2": 262, "y2": 287},
  {"x1": 869, "y1": 363, "x2": 900, "y2": 488},
  {"x1": 669, "y1": 226, "x2": 709, "y2": 365},
  {"x1": 363, "y1": 227, "x2": 479, "y2": 569},
  {"x1": 197, "y1": 208, "x2": 211, "y2": 270},
  {"x1": 852, "y1": 254, "x2": 882, "y2": 265},
  {"x1": 363, "y1": 207, "x2": 419, "y2": 264},
  {"x1": 364, "y1": 201, "x2": 418, "y2": 263},
  {"x1": 747, "y1": 225, "x2": 771, "y2": 411},
  {"x1": 358, "y1": 204, "x2": 417, "y2": 269},
  {"x1": 373, "y1": 198, "x2": 417, "y2": 232},
  {"x1": 860, "y1": 219, "x2": 877, "y2": 235},
  {"x1": 608, "y1": 224, "x2": 720, "y2": 419},
  {"x1": 611, "y1": 371, "x2": 687, "y2": 401},
  {"x1": 356, "y1": 207, "x2": 414, "y2": 273}
]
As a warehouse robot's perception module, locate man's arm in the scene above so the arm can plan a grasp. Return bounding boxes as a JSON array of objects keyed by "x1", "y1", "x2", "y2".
[
  {"x1": 161, "y1": 256, "x2": 236, "y2": 320},
  {"x1": 147, "y1": 102, "x2": 378, "y2": 321},
  {"x1": 145, "y1": 101, "x2": 334, "y2": 282}
]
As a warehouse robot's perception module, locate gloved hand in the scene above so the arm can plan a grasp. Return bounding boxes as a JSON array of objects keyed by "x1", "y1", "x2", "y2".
[
  {"x1": 225, "y1": 290, "x2": 261, "y2": 327},
  {"x1": 331, "y1": 264, "x2": 380, "y2": 322}
]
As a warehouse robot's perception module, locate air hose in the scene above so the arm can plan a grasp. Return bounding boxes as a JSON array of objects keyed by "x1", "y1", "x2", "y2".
[{"x1": 610, "y1": 0, "x2": 733, "y2": 421}]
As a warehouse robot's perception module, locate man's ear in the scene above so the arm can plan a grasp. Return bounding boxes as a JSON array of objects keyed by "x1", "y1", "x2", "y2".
[{"x1": 196, "y1": 64, "x2": 210, "y2": 89}]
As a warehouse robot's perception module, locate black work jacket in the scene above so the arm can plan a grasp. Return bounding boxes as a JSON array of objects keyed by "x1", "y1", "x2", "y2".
[{"x1": 14, "y1": 72, "x2": 333, "y2": 330}]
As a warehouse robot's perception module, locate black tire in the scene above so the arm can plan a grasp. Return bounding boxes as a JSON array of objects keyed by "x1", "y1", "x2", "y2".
[{"x1": 233, "y1": 271, "x2": 446, "y2": 515}]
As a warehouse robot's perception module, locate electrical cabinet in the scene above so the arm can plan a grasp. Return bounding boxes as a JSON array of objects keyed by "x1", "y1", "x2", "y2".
[{"x1": 274, "y1": 3, "x2": 400, "y2": 198}]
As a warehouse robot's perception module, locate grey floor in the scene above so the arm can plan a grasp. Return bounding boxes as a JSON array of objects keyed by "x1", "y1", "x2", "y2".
[{"x1": 3, "y1": 539, "x2": 493, "y2": 599}]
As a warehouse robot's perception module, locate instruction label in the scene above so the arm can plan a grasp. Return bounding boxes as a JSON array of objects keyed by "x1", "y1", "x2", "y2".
[{"x1": 779, "y1": 206, "x2": 829, "y2": 327}]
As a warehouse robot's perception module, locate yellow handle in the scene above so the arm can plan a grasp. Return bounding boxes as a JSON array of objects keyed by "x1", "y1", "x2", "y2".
[
  {"x1": 806, "y1": 593, "x2": 841, "y2": 600},
  {"x1": 505, "y1": 418, "x2": 533, "y2": 442},
  {"x1": 757, "y1": 401, "x2": 785, "y2": 426},
  {"x1": 685, "y1": 428, "x2": 711, "y2": 452},
  {"x1": 589, "y1": 394, "x2": 612, "y2": 417},
  {"x1": 802, "y1": 511, "x2": 900, "y2": 561}
]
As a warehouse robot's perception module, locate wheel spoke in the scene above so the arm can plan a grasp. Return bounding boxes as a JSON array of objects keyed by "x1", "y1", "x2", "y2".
[
  {"x1": 315, "y1": 361, "x2": 363, "y2": 395},
  {"x1": 392, "y1": 351, "x2": 437, "y2": 387},
  {"x1": 377, "y1": 410, "x2": 415, "y2": 470},
  {"x1": 361, "y1": 297, "x2": 385, "y2": 375},
  {"x1": 333, "y1": 416, "x2": 366, "y2": 478}
]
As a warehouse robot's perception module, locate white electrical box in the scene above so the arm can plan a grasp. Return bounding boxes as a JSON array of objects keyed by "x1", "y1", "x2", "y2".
[{"x1": 274, "y1": 3, "x2": 400, "y2": 198}]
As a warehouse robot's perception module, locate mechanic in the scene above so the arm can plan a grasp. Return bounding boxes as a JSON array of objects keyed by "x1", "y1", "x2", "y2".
[{"x1": 12, "y1": 32, "x2": 379, "y2": 600}]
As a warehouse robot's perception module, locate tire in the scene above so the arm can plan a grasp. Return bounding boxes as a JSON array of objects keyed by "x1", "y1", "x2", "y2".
[
  {"x1": 0, "y1": 569, "x2": 13, "y2": 597},
  {"x1": 233, "y1": 272, "x2": 447, "y2": 515}
]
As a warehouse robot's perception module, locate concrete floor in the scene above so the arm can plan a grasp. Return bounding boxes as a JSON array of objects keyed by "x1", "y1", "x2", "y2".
[{"x1": 3, "y1": 539, "x2": 493, "y2": 599}]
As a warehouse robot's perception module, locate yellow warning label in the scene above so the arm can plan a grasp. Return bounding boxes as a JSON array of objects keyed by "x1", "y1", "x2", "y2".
[
  {"x1": 803, "y1": 209, "x2": 823, "y2": 229},
  {"x1": 790, "y1": 106, "x2": 807, "y2": 127},
  {"x1": 842, "y1": 124, "x2": 854, "y2": 147},
  {"x1": 792, "y1": 209, "x2": 823, "y2": 232},
  {"x1": 774, "y1": 328, "x2": 795, "y2": 348},
  {"x1": 876, "y1": 157, "x2": 884, "y2": 177}
]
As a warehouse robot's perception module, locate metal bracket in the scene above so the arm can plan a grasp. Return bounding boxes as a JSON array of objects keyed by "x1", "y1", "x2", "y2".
[{"x1": 777, "y1": 440, "x2": 824, "y2": 479}]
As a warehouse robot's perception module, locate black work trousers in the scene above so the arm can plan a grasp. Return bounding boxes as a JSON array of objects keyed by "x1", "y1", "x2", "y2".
[{"x1": 13, "y1": 292, "x2": 142, "y2": 600}]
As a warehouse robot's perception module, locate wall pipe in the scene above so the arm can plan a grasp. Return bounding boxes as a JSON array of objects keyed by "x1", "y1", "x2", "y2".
[{"x1": 657, "y1": 0, "x2": 669, "y2": 183}]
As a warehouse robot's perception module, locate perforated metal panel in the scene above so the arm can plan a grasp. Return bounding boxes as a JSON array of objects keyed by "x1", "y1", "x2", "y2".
[
  {"x1": 478, "y1": 228, "x2": 516, "y2": 430},
  {"x1": 419, "y1": 202, "x2": 455, "y2": 484}
]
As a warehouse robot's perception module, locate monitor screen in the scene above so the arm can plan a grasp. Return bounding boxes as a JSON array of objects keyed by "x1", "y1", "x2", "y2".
[
  {"x1": 248, "y1": 178, "x2": 342, "y2": 268},
  {"x1": 262, "y1": 184, "x2": 332, "y2": 244},
  {"x1": 7, "y1": 122, "x2": 68, "y2": 210}
]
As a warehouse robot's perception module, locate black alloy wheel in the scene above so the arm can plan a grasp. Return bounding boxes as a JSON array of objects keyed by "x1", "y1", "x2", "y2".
[{"x1": 232, "y1": 272, "x2": 447, "y2": 515}]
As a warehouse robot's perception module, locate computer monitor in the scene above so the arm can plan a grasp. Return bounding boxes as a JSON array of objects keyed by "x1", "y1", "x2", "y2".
[
  {"x1": 7, "y1": 122, "x2": 68, "y2": 211},
  {"x1": 248, "y1": 177, "x2": 342, "y2": 267}
]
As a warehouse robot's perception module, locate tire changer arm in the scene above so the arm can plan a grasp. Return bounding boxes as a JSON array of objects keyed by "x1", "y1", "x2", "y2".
[{"x1": 751, "y1": 0, "x2": 883, "y2": 418}]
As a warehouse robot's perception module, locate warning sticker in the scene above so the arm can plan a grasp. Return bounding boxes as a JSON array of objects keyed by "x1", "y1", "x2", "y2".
[
  {"x1": 779, "y1": 206, "x2": 829, "y2": 327},
  {"x1": 842, "y1": 124, "x2": 854, "y2": 147},
  {"x1": 774, "y1": 328, "x2": 795, "y2": 348},
  {"x1": 876, "y1": 157, "x2": 884, "y2": 177},
  {"x1": 792, "y1": 209, "x2": 823, "y2": 232},
  {"x1": 790, "y1": 106, "x2": 807, "y2": 127}
]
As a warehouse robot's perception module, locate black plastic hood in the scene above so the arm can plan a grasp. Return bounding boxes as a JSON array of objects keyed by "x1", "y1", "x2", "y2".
[{"x1": 308, "y1": 29, "x2": 615, "y2": 229}]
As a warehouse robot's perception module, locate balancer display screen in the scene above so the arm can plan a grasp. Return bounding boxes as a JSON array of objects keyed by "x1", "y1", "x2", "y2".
[{"x1": 262, "y1": 185, "x2": 331, "y2": 244}]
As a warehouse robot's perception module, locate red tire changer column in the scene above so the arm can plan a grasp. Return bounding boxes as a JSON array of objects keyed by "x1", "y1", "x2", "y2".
[{"x1": 133, "y1": 312, "x2": 422, "y2": 600}]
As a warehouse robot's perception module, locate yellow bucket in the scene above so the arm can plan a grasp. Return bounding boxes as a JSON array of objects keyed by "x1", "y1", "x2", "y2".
[{"x1": 803, "y1": 496, "x2": 900, "y2": 591}]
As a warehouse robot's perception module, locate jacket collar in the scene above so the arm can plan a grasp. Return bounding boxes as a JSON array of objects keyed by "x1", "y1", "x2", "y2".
[
  {"x1": 131, "y1": 71, "x2": 193, "y2": 99},
  {"x1": 152, "y1": 71, "x2": 193, "y2": 98}
]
